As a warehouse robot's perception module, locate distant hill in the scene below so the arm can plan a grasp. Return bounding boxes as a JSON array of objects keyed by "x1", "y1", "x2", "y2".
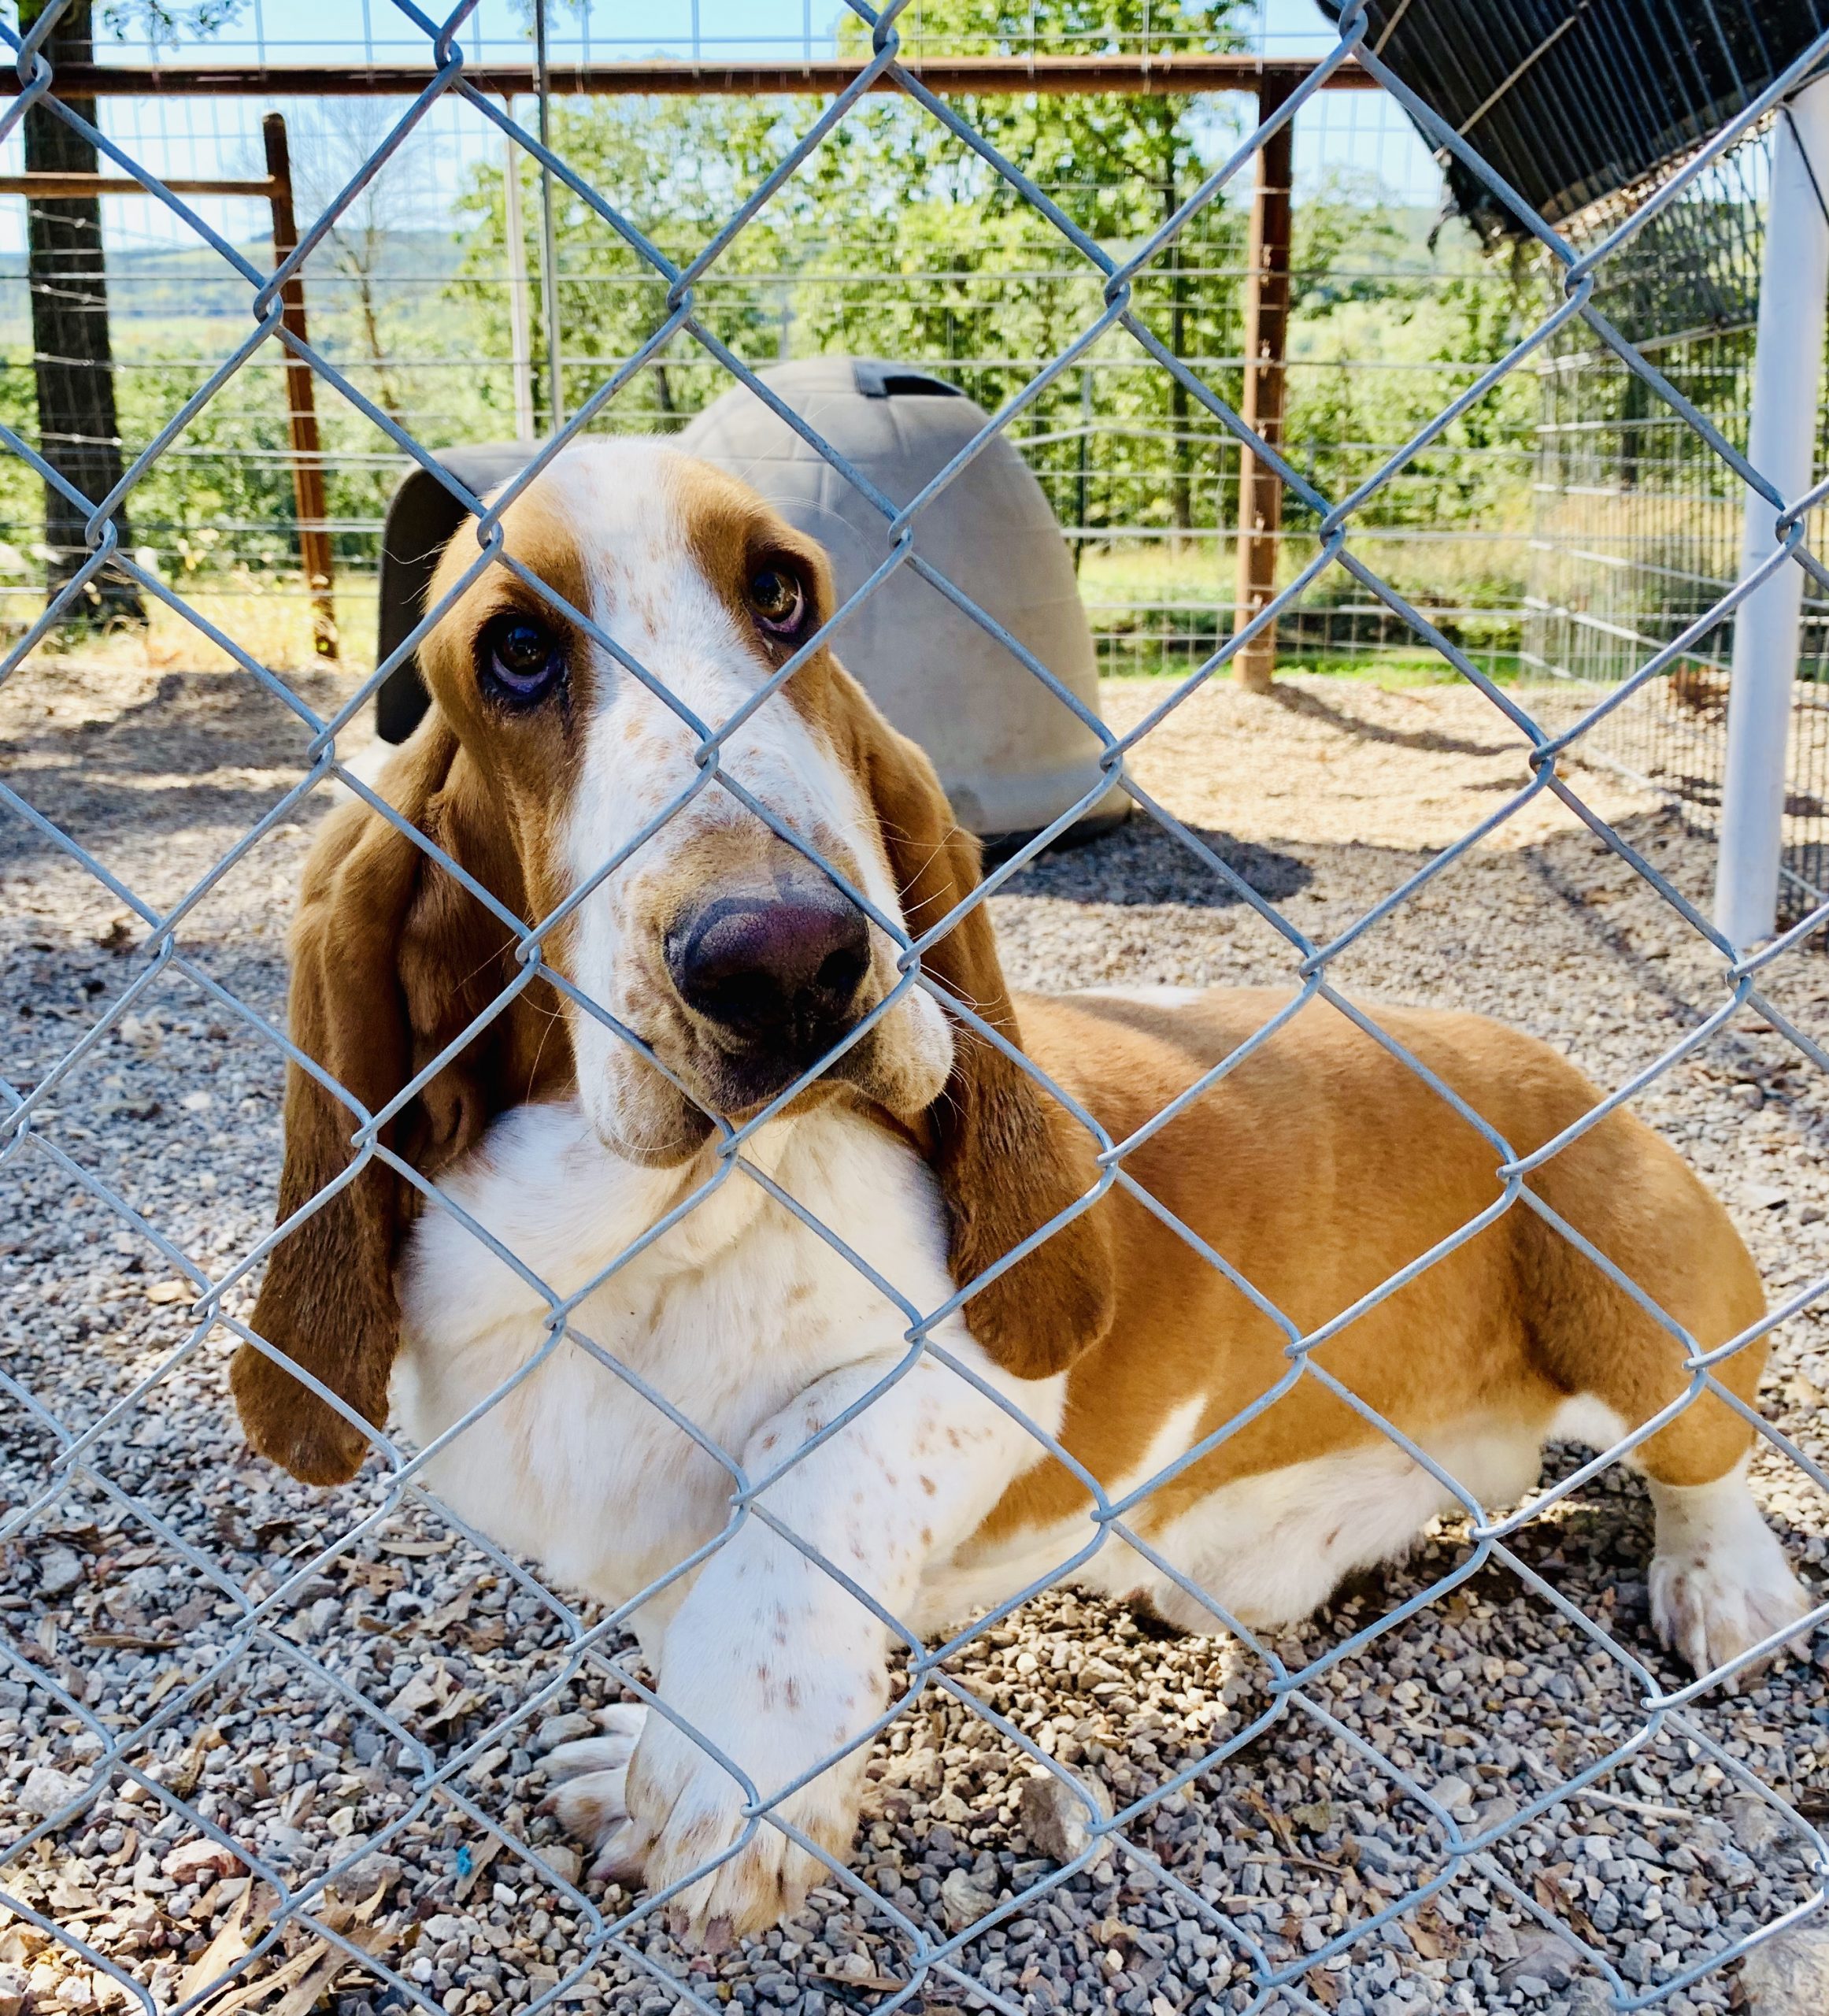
[{"x1": 0, "y1": 228, "x2": 462, "y2": 336}]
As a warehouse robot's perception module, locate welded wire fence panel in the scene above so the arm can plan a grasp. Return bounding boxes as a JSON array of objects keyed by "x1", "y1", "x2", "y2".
[
  {"x1": 1527, "y1": 120, "x2": 1829, "y2": 927},
  {"x1": 3, "y1": 7, "x2": 1829, "y2": 2016},
  {"x1": 0, "y1": 73, "x2": 1537, "y2": 689}
]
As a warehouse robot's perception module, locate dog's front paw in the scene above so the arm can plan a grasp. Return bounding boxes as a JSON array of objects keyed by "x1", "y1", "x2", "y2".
[
  {"x1": 541, "y1": 1704, "x2": 649, "y2": 1881},
  {"x1": 620, "y1": 1700, "x2": 868, "y2": 1949},
  {"x1": 1649, "y1": 1519, "x2": 1812, "y2": 1680}
]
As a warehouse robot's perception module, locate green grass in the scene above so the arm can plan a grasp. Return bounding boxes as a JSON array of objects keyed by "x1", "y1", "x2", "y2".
[
  {"x1": 1077, "y1": 544, "x2": 1228, "y2": 607},
  {"x1": 1275, "y1": 649, "x2": 1525, "y2": 687},
  {"x1": 1099, "y1": 650, "x2": 1526, "y2": 689},
  {"x1": 1077, "y1": 538, "x2": 1529, "y2": 688}
]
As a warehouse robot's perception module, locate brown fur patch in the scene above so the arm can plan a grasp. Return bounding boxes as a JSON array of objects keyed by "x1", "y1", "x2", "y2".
[
  {"x1": 417, "y1": 484, "x2": 597, "y2": 942},
  {"x1": 821, "y1": 672, "x2": 1117, "y2": 1380},
  {"x1": 969, "y1": 988, "x2": 1767, "y2": 1547},
  {"x1": 666, "y1": 454, "x2": 841, "y2": 704},
  {"x1": 235, "y1": 494, "x2": 592, "y2": 1486}
]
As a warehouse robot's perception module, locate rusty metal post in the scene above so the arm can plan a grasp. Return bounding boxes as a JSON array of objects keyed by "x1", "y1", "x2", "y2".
[
  {"x1": 1233, "y1": 76, "x2": 1294, "y2": 694},
  {"x1": 263, "y1": 112, "x2": 337, "y2": 659}
]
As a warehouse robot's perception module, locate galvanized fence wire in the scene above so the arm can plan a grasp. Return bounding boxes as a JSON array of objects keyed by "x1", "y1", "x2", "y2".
[
  {"x1": 1524, "y1": 112, "x2": 1829, "y2": 929},
  {"x1": 3, "y1": 2, "x2": 1829, "y2": 2010}
]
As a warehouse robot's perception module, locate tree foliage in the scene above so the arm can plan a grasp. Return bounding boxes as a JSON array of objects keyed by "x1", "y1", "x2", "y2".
[
  {"x1": 0, "y1": 0, "x2": 1547, "y2": 642},
  {"x1": 451, "y1": 2, "x2": 1257, "y2": 541},
  {"x1": 444, "y1": 0, "x2": 1538, "y2": 586}
]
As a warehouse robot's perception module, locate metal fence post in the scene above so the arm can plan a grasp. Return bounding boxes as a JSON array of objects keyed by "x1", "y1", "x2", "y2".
[
  {"x1": 1232, "y1": 70, "x2": 1294, "y2": 694},
  {"x1": 534, "y1": 0, "x2": 565, "y2": 433},
  {"x1": 262, "y1": 109, "x2": 338, "y2": 660},
  {"x1": 503, "y1": 98, "x2": 537, "y2": 443},
  {"x1": 1715, "y1": 75, "x2": 1829, "y2": 947}
]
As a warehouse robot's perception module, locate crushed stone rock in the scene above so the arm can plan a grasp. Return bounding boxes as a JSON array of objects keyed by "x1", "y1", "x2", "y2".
[
  {"x1": 5, "y1": 663, "x2": 1829, "y2": 2014},
  {"x1": 15, "y1": 1767, "x2": 84, "y2": 1820},
  {"x1": 34, "y1": 1545, "x2": 82, "y2": 1597},
  {"x1": 939, "y1": 1867, "x2": 997, "y2": 1929},
  {"x1": 1738, "y1": 1924, "x2": 1829, "y2": 2010},
  {"x1": 1018, "y1": 1769, "x2": 1113, "y2": 1868}
]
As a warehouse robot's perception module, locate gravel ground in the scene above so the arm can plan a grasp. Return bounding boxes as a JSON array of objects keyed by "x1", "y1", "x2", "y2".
[{"x1": 2, "y1": 654, "x2": 1828, "y2": 2016}]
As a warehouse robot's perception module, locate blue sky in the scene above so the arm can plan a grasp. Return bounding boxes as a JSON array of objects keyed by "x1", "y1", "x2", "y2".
[
  {"x1": 104, "y1": 0, "x2": 1363, "y2": 65},
  {"x1": 0, "y1": 0, "x2": 1446, "y2": 254}
]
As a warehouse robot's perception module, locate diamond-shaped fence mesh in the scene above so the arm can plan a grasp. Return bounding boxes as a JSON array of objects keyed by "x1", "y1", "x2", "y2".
[
  {"x1": 1528, "y1": 113, "x2": 1829, "y2": 932},
  {"x1": 4, "y1": 5, "x2": 1829, "y2": 2015}
]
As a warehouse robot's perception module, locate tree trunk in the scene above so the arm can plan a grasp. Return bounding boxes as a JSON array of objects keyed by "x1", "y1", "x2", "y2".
[{"x1": 22, "y1": 0, "x2": 141, "y2": 621}]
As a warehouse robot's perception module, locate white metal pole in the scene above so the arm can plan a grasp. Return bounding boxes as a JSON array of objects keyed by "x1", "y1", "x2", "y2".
[
  {"x1": 534, "y1": 0, "x2": 565, "y2": 434},
  {"x1": 1716, "y1": 76, "x2": 1829, "y2": 949},
  {"x1": 503, "y1": 104, "x2": 536, "y2": 444}
]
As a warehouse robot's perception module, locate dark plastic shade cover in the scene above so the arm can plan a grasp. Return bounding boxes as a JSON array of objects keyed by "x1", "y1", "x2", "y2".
[{"x1": 1324, "y1": 0, "x2": 1829, "y2": 235}]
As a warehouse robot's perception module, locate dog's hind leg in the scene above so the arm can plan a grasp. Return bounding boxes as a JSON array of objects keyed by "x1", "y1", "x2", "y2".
[
  {"x1": 1643, "y1": 1458, "x2": 1811, "y2": 1677},
  {"x1": 1522, "y1": 1117, "x2": 1812, "y2": 1679},
  {"x1": 1583, "y1": 1314, "x2": 1809, "y2": 1679}
]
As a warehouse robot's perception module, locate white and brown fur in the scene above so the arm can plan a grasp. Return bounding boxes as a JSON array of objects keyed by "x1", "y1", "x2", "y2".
[{"x1": 235, "y1": 442, "x2": 1812, "y2": 1947}]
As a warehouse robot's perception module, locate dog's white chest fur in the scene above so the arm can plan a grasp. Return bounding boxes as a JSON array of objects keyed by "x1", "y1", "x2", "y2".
[
  {"x1": 391, "y1": 1098, "x2": 1809, "y2": 1700},
  {"x1": 394, "y1": 1099, "x2": 1020, "y2": 1632},
  {"x1": 392, "y1": 1101, "x2": 1546, "y2": 1641}
]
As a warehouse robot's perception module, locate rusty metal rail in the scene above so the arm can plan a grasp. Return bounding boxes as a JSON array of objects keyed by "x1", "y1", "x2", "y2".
[{"x1": 0, "y1": 54, "x2": 1378, "y2": 98}]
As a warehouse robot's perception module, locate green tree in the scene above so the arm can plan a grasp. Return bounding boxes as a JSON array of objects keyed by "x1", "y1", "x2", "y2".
[
  {"x1": 450, "y1": 0, "x2": 1250, "y2": 546},
  {"x1": 821, "y1": 0, "x2": 1246, "y2": 539},
  {"x1": 451, "y1": 94, "x2": 799, "y2": 436},
  {"x1": 444, "y1": 0, "x2": 1547, "y2": 650},
  {"x1": 17, "y1": 0, "x2": 243, "y2": 622}
]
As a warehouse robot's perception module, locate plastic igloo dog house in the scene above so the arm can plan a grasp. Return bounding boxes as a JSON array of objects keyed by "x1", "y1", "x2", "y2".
[
  {"x1": 680, "y1": 357, "x2": 1123, "y2": 842},
  {"x1": 372, "y1": 359, "x2": 1121, "y2": 843}
]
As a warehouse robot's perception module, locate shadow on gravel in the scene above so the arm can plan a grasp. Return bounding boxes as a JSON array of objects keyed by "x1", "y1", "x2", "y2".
[
  {"x1": 0, "y1": 665, "x2": 342, "y2": 773},
  {"x1": 0, "y1": 666, "x2": 346, "y2": 869},
  {"x1": 0, "y1": 773, "x2": 304, "y2": 867},
  {"x1": 1005, "y1": 811, "x2": 1313, "y2": 908},
  {"x1": 1271, "y1": 679, "x2": 1520, "y2": 760}
]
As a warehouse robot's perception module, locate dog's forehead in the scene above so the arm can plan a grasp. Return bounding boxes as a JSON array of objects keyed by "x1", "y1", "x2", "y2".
[
  {"x1": 490, "y1": 442, "x2": 764, "y2": 604},
  {"x1": 510, "y1": 441, "x2": 680, "y2": 565}
]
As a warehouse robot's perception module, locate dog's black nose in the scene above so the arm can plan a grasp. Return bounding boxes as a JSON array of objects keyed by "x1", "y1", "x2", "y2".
[{"x1": 665, "y1": 884, "x2": 872, "y2": 1055}]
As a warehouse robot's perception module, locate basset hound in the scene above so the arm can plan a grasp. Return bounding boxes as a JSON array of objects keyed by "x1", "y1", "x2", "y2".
[{"x1": 233, "y1": 440, "x2": 1811, "y2": 1946}]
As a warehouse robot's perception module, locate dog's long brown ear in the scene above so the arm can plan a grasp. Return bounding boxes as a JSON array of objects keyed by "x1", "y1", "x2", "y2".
[
  {"x1": 846, "y1": 671, "x2": 1115, "y2": 1379},
  {"x1": 232, "y1": 720, "x2": 512, "y2": 1486}
]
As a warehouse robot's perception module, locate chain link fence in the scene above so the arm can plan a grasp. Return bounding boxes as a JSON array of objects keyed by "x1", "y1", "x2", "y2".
[
  {"x1": 0, "y1": 73, "x2": 1535, "y2": 696},
  {"x1": 4, "y1": 6, "x2": 1829, "y2": 2016},
  {"x1": 1527, "y1": 110, "x2": 1829, "y2": 930}
]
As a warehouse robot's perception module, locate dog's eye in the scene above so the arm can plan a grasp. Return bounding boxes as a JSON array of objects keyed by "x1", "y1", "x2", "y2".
[
  {"x1": 479, "y1": 613, "x2": 564, "y2": 706},
  {"x1": 747, "y1": 565, "x2": 805, "y2": 637}
]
